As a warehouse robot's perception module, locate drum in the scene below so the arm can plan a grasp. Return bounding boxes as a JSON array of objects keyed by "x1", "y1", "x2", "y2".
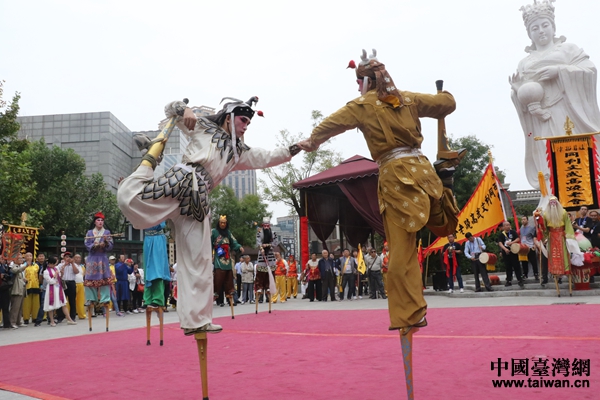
[
  {"x1": 510, "y1": 243, "x2": 530, "y2": 255},
  {"x1": 479, "y1": 252, "x2": 497, "y2": 265}
]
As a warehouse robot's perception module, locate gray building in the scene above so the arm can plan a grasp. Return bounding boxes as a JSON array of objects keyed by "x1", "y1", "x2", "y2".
[
  {"x1": 272, "y1": 215, "x2": 297, "y2": 256},
  {"x1": 17, "y1": 111, "x2": 136, "y2": 192},
  {"x1": 16, "y1": 105, "x2": 256, "y2": 199}
]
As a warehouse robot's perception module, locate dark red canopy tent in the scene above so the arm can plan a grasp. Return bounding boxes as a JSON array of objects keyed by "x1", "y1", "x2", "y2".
[{"x1": 293, "y1": 155, "x2": 385, "y2": 260}]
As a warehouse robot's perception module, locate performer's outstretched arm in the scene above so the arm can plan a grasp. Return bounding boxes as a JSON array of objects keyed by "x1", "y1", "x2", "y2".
[{"x1": 234, "y1": 146, "x2": 292, "y2": 171}]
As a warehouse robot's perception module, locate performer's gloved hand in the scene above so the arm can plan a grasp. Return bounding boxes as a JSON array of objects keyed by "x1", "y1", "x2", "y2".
[{"x1": 289, "y1": 144, "x2": 301, "y2": 157}]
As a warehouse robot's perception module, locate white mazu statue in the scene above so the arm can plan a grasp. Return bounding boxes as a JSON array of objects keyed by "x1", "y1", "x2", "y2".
[{"x1": 509, "y1": 0, "x2": 600, "y2": 189}]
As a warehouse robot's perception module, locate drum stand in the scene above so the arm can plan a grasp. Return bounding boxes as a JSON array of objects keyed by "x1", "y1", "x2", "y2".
[
  {"x1": 553, "y1": 275, "x2": 573, "y2": 297},
  {"x1": 146, "y1": 306, "x2": 164, "y2": 346},
  {"x1": 400, "y1": 327, "x2": 419, "y2": 400},
  {"x1": 194, "y1": 332, "x2": 209, "y2": 400},
  {"x1": 226, "y1": 295, "x2": 235, "y2": 319}
]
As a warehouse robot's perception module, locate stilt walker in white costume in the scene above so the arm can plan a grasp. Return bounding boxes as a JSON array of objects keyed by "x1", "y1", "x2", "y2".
[{"x1": 117, "y1": 97, "x2": 301, "y2": 399}]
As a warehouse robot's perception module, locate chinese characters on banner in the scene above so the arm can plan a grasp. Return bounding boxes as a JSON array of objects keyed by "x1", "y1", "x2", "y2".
[
  {"x1": 549, "y1": 137, "x2": 596, "y2": 208},
  {"x1": 491, "y1": 357, "x2": 591, "y2": 378},
  {"x1": 426, "y1": 163, "x2": 505, "y2": 253},
  {"x1": 5, "y1": 224, "x2": 39, "y2": 258}
]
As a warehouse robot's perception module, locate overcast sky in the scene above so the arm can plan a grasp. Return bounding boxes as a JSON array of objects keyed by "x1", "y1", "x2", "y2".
[{"x1": 2, "y1": 0, "x2": 599, "y2": 220}]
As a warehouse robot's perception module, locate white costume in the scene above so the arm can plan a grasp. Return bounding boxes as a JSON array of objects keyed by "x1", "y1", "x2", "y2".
[{"x1": 118, "y1": 101, "x2": 291, "y2": 330}]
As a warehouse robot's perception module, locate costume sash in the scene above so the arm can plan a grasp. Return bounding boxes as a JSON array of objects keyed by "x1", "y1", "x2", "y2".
[{"x1": 47, "y1": 267, "x2": 65, "y2": 306}]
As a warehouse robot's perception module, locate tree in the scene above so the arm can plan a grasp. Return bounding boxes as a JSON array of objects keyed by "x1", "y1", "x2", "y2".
[
  {"x1": 449, "y1": 135, "x2": 506, "y2": 209},
  {"x1": 208, "y1": 185, "x2": 270, "y2": 246},
  {"x1": 0, "y1": 80, "x2": 21, "y2": 143},
  {"x1": 24, "y1": 140, "x2": 122, "y2": 237},
  {"x1": 0, "y1": 85, "x2": 123, "y2": 237},
  {"x1": 0, "y1": 83, "x2": 34, "y2": 224},
  {"x1": 260, "y1": 111, "x2": 343, "y2": 216}
]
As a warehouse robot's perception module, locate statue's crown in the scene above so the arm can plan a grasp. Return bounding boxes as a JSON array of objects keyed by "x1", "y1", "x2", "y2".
[{"x1": 520, "y1": 0, "x2": 555, "y2": 29}]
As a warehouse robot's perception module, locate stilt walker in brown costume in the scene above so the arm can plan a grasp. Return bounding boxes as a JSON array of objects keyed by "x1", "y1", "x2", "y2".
[
  {"x1": 298, "y1": 49, "x2": 464, "y2": 399},
  {"x1": 117, "y1": 97, "x2": 300, "y2": 399}
]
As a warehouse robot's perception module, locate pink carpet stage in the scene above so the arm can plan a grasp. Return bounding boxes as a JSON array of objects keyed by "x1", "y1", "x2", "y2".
[{"x1": 1, "y1": 305, "x2": 598, "y2": 400}]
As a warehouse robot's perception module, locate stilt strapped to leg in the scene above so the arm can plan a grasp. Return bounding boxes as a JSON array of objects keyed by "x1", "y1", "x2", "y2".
[
  {"x1": 568, "y1": 275, "x2": 573, "y2": 297},
  {"x1": 146, "y1": 306, "x2": 165, "y2": 346},
  {"x1": 105, "y1": 304, "x2": 110, "y2": 332},
  {"x1": 554, "y1": 276, "x2": 561, "y2": 297},
  {"x1": 88, "y1": 304, "x2": 94, "y2": 332},
  {"x1": 255, "y1": 291, "x2": 259, "y2": 314},
  {"x1": 267, "y1": 292, "x2": 272, "y2": 314},
  {"x1": 227, "y1": 295, "x2": 235, "y2": 319},
  {"x1": 195, "y1": 332, "x2": 209, "y2": 400},
  {"x1": 400, "y1": 328, "x2": 419, "y2": 400}
]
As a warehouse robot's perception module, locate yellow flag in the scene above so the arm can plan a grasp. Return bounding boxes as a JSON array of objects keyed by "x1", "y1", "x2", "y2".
[
  {"x1": 425, "y1": 163, "x2": 506, "y2": 253},
  {"x1": 357, "y1": 244, "x2": 367, "y2": 274}
]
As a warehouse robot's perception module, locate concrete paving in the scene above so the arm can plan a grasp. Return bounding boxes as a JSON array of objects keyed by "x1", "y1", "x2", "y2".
[{"x1": 1, "y1": 282, "x2": 598, "y2": 399}]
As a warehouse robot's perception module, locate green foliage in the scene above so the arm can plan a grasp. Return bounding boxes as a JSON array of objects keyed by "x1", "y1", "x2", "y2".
[
  {"x1": 0, "y1": 81, "x2": 21, "y2": 143},
  {"x1": 260, "y1": 111, "x2": 343, "y2": 216},
  {"x1": 208, "y1": 185, "x2": 270, "y2": 247},
  {"x1": 0, "y1": 143, "x2": 36, "y2": 223},
  {"x1": 0, "y1": 85, "x2": 122, "y2": 237},
  {"x1": 449, "y1": 135, "x2": 506, "y2": 209}
]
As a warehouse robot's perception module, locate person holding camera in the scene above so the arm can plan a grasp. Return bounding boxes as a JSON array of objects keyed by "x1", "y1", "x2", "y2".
[
  {"x1": 443, "y1": 234, "x2": 464, "y2": 293},
  {"x1": 1, "y1": 256, "x2": 15, "y2": 329},
  {"x1": 43, "y1": 256, "x2": 77, "y2": 326}
]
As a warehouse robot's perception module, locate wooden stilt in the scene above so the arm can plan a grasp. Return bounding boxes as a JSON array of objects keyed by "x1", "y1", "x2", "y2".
[
  {"x1": 158, "y1": 307, "x2": 164, "y2": 346},
  {"x1": 88, "y1": 304, "x2": 93, "y2": 332},
  {"x1": 255, "y1": 291, "x2": 259, "y2": 314},
  {"x1": 268, "y1": 292, "x2": 272, "y2": 314},
  {"x1": 227, "y1": 295, "x2": 235, "y2": 319},
  {"x1": 568, "y1": 274, "x2": 573, "y2": 297},
  {"x1": 400, "y1": 328, "x2": 419, "y2": 400},
  {"x1": 105, "y1": 304, "x2": 110, "y2": 332},
  {"x1": 146, "y1": 307, "x2": 152, "y2": 345},
  {"x1": 195, "y1": 332, "x2": 209, "y2": 400},
  {"x1": 554, "y1": 276, "x2": 561, "y2": 297}
]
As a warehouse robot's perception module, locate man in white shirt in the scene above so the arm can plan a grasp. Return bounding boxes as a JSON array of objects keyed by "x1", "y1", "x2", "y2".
[
  {"x1": 58, "y1": 252, "x2": 79, "y2": 322},
  {"x1": 464, "y1": 232, "x2": 492, "y2": 292}
]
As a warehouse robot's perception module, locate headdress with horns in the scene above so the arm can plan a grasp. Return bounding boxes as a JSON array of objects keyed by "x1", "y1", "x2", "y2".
[
  {"x1": 347, "y1": 49, "x2": 403, "y2": 108},
  {"x1": 219, "y1": 215, "x2": 227, "y2": 223}
]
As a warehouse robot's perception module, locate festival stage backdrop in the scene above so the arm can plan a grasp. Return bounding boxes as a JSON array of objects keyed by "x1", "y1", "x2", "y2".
[
  {"x1": 426, "y1": 163, "x2": 506, "y2": 253},
  {"x1": 547, "y1": 136, "x2": 600, "y2": 210}
]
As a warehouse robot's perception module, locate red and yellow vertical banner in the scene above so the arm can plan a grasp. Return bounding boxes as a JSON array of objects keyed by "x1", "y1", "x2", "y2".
[
  {"x1": 550, "y1": 137, "x2": 594, "y2": 208},
  {"x1": 5, "y1": 225, "x2": 39, "y2": 258}
]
